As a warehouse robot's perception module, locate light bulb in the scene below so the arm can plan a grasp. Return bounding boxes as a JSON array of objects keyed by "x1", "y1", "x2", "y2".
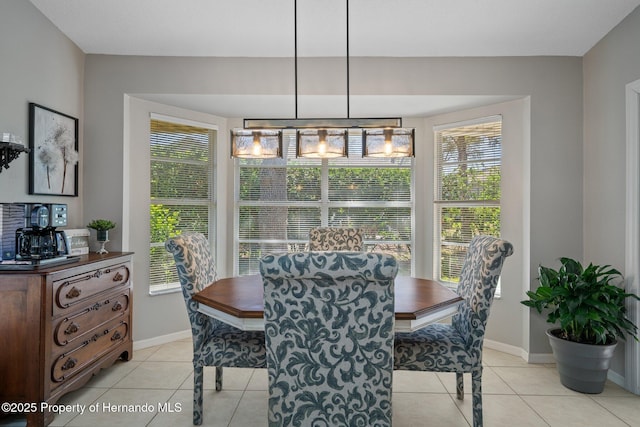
[
  {"x1": 384, "y1": 141, "x2": 393, "y2": 155},
  {"x1": 318, "y1": 130, "x2": 327, "y2": 156},
  {"x1": 384, "y1": 129, "x2": 393, "y2": 155},
  {"x1": 318, "y1": 140, "x2": 327, "y2": 155},
  {"x1": 252, "y1": 134, "x2": 262, "y2": 156}
]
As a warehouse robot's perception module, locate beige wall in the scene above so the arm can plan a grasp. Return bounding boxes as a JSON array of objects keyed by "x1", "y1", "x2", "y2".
[
  {"x1": 83, "y1": 54, "x2": 583, "y2": 353},
  {"x1": 425, "y1": 98, "x2": 529, "y2": 350},
  {"x1": 583, "y1": 5, "x2": 640, "y2": 377},
  {"x1": 0, "y1": 0, "x2": 84, "y2": 225}
]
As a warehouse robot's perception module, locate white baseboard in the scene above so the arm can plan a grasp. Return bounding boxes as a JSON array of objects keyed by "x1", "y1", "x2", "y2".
[
  {"x1": 487, "y1": 338, "x2": 628, "y2": 389},
  {"x1": 484, "y1": 338, "x2": 555, "y2": 364},
  {"x1": 523, "y1": 352, "x2": 556, "y2": 364},
  {"x1": 607, "y1": 368, "x2": 626, "y2": 389},
  {"x1": 131, "y1": 331, "x2": 630, "y2": 391},
  {"x1": 133, "y1": 329, "x2": 192, "y2": 350}
]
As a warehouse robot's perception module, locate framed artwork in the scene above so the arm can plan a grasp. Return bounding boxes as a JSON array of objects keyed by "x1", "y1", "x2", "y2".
[{"x1": 29, "y1": 103, "x2": 79, "y2": 196}]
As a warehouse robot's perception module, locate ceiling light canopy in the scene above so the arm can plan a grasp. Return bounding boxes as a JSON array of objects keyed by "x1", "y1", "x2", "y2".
[{"x1": 230, "y1": 0, "x2": 414, "y2": 159}]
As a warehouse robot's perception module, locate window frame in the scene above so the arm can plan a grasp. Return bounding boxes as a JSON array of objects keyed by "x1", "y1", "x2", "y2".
[
  {"x1": 234, "y1": 131, "x2": 415, "y2": 276},
  {"x1": 148, "y1": 113, "x2": 217, "y2": 295},
  {"x1": 433, "y1": 115, "x2": 503, "y2": 288}
]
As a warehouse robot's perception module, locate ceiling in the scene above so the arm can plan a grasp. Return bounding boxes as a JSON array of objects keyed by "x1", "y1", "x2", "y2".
[
  {"x1": 28, "y1": 0, "x2": 640, "y2": 118},
  {"x1": 28, "y1": 0, "x2": 640, "y2": 57}
]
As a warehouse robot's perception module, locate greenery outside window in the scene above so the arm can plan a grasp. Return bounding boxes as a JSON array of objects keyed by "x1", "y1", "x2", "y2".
[
  {"x1": 236, "y1": 131, "x2": 414, "y2": 275},
  {"x1": 149, "y1": 116, "x2": 216, "y2": 294},
  {"x1": 434, "y1": 116, "x2": 502, "y2": 286}
]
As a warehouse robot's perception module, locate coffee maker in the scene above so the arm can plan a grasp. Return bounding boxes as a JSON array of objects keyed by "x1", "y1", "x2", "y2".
[{"x1": 15, "y1": 204, "x2": 69, "y2": 261}]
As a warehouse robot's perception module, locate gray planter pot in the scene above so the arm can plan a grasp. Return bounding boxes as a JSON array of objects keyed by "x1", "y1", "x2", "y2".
[
  {"x1": 546, "y1": 328, "x2": 617, "y2": 394},
  {"x1": 97, "y1": 230, "x2": 109, "y2": 242}
]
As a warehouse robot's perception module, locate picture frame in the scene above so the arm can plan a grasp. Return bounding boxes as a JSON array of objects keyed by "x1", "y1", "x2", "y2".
[{"x1": 28, "y1": 103, "x2": 79, "y2": 196}]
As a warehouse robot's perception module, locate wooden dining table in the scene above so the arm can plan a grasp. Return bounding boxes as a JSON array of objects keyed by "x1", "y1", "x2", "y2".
[{"x1": 193, "y1": 275, "x2": 462, "y2": 332}]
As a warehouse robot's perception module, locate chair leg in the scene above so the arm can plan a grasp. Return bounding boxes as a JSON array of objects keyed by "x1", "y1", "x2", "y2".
[
  {"x1": 215, "y1": 366, "x2": 223, "y2": 391},
  {"x1": 471, "y1": 369, "x2": 483, "y2": 427},
  {"x1": 193, "y1": 365, "x2": 204, "y2": 425},
  {"x1": 456, "y1": 372, "x2": 464, "y2": 400}
]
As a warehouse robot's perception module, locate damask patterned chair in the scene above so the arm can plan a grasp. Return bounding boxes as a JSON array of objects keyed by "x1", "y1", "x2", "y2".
[
  {"x1": 165, "y1": 232, "x2": 266, "y2": 425},
  {"x1": 261, "y1": 251, "x2": 397, "y2": 427},
  {"x1": 308, "y1": 227, "x2": 364, "y2": 251},
  {"x1": 394, "y1": 235, "x2": 513, "y2": 427}
]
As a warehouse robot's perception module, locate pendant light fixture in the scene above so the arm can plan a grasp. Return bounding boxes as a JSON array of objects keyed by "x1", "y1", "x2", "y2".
[
  {"x1": 363, "y1": 128, "x2": 415, "y2": 157},
  {"x1": 230, "y1": 129, "x2": 282, "y2": 158},
  {"x1": 230, "y1": 0, "x2": 414, "y2": 159}
]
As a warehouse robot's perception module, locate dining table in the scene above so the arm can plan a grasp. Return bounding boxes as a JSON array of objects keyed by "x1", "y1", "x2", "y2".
[{"x1": 193, "y1": 274, "x2": 462, "y2": 332}]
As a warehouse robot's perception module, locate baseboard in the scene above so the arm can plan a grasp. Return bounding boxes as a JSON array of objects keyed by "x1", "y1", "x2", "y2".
[
  {"x1": 485, "y1": 338, "x2": 631, "y2": 390},
  {"x1": 484, "y1": 338, "x2": 555, "y2": 364},
  {"x1": 607, "y1": 368, "x2": 626, "y2": 389},
  {"x1": 130, "y1": 330, "x2": 631, "y2": 391},
  {"x1": 523, "y1": 352, "x2": 556, "y2": 364},
  {"x1": 133, "y1": 329, "x2": 191, "y2": 350}
]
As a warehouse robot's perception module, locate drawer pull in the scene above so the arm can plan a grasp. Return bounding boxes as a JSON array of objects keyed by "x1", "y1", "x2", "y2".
[
  {"x1": 61, "y1": 357, "x2": 77, "y2": 371},
  {"x1": 64, "y1": 322, "x2": 80, "y2": 335},
  {"x1": 111, "y1": 331, "x2": 122, "y2": 341},
  {"x1": 112, "y1": 301, "x2": 123, "y2": 311},
  {"x1": 66, "y1": 287, "x2": 81, "y2": 299},
  {"x1": 113, "y1": 272, "x2": 124, "y2": 282}
]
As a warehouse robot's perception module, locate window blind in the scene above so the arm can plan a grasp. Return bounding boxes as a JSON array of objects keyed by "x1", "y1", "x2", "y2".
[
  {"x1": 237, "y1": 130, "x2": 414, "y2": 275},
  {"x1": 149, "y1": 118, "x2": 216, "y2": 294},
  {"x1": 434, "y1": 117, "x2": 502, "y2": 284}
]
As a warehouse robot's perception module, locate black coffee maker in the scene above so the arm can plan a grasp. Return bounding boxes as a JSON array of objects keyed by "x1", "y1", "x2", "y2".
[{"x1": 15, "y1": 204, "x2": 69, "y2": 261}]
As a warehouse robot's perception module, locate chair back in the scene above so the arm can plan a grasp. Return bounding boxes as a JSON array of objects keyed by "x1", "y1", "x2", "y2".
[
  {"x1": 165, "y1": 232, "x2": 218, "y2": 339},
  {"x1": 452, "y1": 235, "x2": 513, "y2": 358},
  {"x1": 261, "y1": 251, "x2": 397, "y2": 427},
  {"x1": 308, "y1": 227, "x2": 363, "y2": 251}
]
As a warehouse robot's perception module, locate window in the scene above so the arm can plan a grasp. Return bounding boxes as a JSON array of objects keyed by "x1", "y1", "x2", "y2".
[
  {"x1": 149, "y1": 116, "x2": 216, "y2": 294},
  {"x1": 236, "y1": 131, "x2": 413, "y2": 275},
  {"x1": 434, "y1": 116, "x2": 502, "y2": 285}
]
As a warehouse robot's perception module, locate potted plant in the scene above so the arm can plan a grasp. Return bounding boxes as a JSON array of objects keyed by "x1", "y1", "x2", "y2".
[
  {"x1": 521, "y1": 257, "x2": 640, "y2": 393},
  {"x1": 86, "y1": 219, "x2": 116, "y2": 253}
]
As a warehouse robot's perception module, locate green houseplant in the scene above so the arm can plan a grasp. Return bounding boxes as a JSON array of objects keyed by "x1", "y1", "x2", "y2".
[
  {"x1": 521, "y1": 257, "x2": 640, "y2": 393},
  {"x1": 86, "y1": 219, "x2": 116, "y2": 253}
]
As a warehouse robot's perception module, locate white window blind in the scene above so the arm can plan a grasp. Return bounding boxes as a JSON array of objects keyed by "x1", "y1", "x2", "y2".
[
  {"x1": 236, "y1": 130, "x2": 414, "y2": 275},
  {"x1": 149, "y1": 117, "x2": 216, "y2": 294},
  {"x1": 434, "y1": 116, "x2": 502, "y2": 284}
]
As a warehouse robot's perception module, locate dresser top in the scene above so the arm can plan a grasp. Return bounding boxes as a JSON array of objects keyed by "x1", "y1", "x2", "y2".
[{"x1": 0, "y1": 252, "x2": 133, "y2": 274}]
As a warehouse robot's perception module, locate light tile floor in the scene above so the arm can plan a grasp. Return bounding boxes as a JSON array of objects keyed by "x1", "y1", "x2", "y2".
[{"x1": 4, "y1": 338, "x2": 640, "y2": 426}]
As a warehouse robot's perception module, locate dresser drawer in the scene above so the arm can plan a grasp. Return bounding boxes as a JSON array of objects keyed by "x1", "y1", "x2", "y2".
[
  {"x1": 53, "y1": 262, "x2": 130, "y2": 315},
  {"x1": 50, "y1": 318, "x2": 129, "y2": 387},
  {"x1": 52, "y1": 291, "x2": 130, "y2": 351}
]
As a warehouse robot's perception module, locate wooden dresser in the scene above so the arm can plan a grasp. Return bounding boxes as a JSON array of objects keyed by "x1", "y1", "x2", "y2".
[{"x1": 0, "y1": 252, "x2": 133, "y2": 426}]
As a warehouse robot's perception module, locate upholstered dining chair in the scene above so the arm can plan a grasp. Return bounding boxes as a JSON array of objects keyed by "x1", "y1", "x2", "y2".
[
  {"x1": 165, "y1": 232, "x2": 266, "y2": 425},
  {"x1": 308, "y1": 226, "x2": 364, "y2": 251},
  {"x1": 261, "y1": 251, "x2": 398, "y2": 427},
  {"x1": 394, "y1": 235, "x2": 513, "y2": 427}
]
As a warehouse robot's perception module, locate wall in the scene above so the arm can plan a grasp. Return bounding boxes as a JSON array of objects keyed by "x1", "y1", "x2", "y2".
[
  {"x1": 0, "y1": 0, "x2": 84, "y2": 224},
  {"x1": 83, "y1": 54, "x2": 583, "y2": 351},
  {"x1": 583, "y1": 6, "x2": 640, "y2": 377},
  {"x1": 424, "y1": 98, "x2": 529, "y2": 350},
  {"x1": 124, "y1": 97, "x2": 228, "y2": 342}
]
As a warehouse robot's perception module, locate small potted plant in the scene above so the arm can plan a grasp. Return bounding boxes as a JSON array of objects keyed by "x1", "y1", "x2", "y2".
[
  {"x1": 521, "y1": 257, "x2": 640, "y2": 393},
  {"x1": 86, "y1": 219, "x2": 116, "y2": 253}
]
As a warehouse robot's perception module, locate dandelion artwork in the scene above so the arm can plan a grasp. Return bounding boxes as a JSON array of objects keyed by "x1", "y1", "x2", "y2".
[{"x1": 29, "y1": 103, "x2": 79, "y2": 196}]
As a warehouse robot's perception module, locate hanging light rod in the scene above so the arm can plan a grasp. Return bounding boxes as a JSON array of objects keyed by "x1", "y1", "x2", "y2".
[
  {"x1": 242, "y1": 117, "x2": 403, "y2": 129},
  {"x1": 230, "y1": 0, "x2": 414, "y2": 158},
  {"x1": 242, "y1": 0, "x2": 402, "y2": 132}
]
